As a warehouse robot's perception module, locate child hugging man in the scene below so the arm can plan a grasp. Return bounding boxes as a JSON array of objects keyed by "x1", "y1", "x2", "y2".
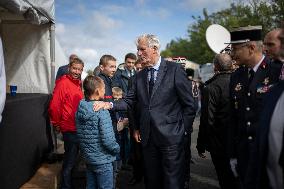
[{"x1": 76, "y1": 75, "x2": 119, "y2": 189}]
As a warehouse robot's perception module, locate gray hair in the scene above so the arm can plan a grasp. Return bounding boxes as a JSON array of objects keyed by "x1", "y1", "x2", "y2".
[
  {"x1": 248, "y1": 41, "x2": 263, "y2": 52},
  {"x1": 213, "y1": 53, "x2": 233, "y2": 72},
  {"x1": 136, "y1": 34, "x2": 161, "y2": 50}
]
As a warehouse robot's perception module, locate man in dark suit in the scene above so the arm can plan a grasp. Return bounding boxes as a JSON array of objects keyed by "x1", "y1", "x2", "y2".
[
  {"x1": 264, "y1": 28, "x2": 282, "y2": 62},
  {"x1": 228, "y1": 26, "x2": 282, "y2": 187},
  {"x1": 113, "y1": 53, "x2": 137, "y2": 93},
  {"x1": 94, "y1": 34, "x2": 196, "y2": 189}
]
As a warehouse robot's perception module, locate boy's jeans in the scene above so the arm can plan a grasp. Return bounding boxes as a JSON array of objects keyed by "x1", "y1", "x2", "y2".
[
  {"x1": 60, "y1": 132, "x2": 79, "y2": 189},
  {"x1": 86, "y1": 163, "x2": 114, "y2": 189}
]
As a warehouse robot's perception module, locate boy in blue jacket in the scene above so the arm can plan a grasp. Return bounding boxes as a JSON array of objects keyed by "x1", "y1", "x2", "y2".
[{"x1": 76, "y1": 75, "x2": 120, "y2": 189}]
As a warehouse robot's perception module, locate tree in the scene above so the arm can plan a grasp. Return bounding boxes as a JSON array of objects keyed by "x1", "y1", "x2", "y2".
[
  {"x1": 161, "y1": 38, "x2": 191, "y2": 59},
  {"x1": 86, "y1": 69, "x2": 94, "y2": 76},
  {"x1": 161, "y1": 1, "x2": 283, "y2": 64}
]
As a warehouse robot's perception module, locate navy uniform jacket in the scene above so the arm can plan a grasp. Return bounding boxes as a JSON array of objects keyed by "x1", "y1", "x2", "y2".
[
  {"x1": 229, "y1": 56, "x2": 282, "y2": 182},
  {"x1": 245, "y1": 80, "x2": 284, "y2": 189},
  {"x1": 113, "y1": 58, "x2": 196, "y2": 147}
]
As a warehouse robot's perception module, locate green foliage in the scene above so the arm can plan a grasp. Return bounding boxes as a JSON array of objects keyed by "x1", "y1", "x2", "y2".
[
  {"x1": 160, "y1": 38, "x2": 191, "y2": 59},
  {"x1": 161, "y1": 0, "x2": 284, "y2": 64},
  {"x1": 86, "y1": 69, "x2": 94, "y2": 76}
]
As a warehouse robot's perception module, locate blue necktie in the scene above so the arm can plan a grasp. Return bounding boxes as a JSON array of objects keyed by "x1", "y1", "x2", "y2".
[{"x1": 149, "y1": 68, "x2": 155, "y2": 95}]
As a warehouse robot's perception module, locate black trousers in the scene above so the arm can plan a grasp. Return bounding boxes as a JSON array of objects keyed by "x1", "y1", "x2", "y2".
[
  {"x1": 184, "y1": 134, "x2": 191, "y2": 182},
  {"x1": 143, "y1": 138, "x2": 185, "y2": 189},
  {"x1": 129, "y1": 128, "x2": 144, "y2": 181},
  {"x1": 211, "y1": 153, "x2": 239, "y2": 189}
]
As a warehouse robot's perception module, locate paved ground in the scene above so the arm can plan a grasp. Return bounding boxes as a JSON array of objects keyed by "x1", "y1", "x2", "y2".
[
  {"x1": 22, "y1": 116, "x2": 220, "y2": 189},
  {"x1": 116, "y1": 116, "x2": 220, "y2": 189},
  {"x1": 189, "y1": 117, "x2": 219, "y2": 189}
]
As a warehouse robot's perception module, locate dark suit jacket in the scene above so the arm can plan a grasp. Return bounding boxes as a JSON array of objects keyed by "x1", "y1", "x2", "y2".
[
  {"x1": 113, "y1": 58, "x2": 196, "y2": 147},
  {"x1": 246, "y1": 80, "x2": 284, "y2": 189}
]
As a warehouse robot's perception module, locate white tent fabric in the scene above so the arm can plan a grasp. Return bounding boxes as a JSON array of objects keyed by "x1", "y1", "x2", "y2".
[
  {"x1": 2, "y1": 22, "x2": 66, "y2": 93},
  {"x1": 0, "y1": 0, "x2": 54, "y2": 24},
  {"x1": 3, "y1": 23, "x2": 52, "y2": 93},
  {"x1": 0, "y1": 0, "x2": 69, "y2": 94},
  {"x1": 0, "y1": 36, "x2": 5, "y2": 123}
]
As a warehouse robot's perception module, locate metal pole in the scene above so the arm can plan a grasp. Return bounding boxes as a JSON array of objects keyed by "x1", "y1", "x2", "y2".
[
  {"x1": 49, "y1": 23, "x2": 58, "y2": 153},
  {"x1": 50, "y1": 23, "x2": 55, "y2": 90}
]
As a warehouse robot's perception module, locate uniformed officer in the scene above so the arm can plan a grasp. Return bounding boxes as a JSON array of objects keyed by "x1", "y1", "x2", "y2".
[{"x1": 227, "y1": 26, "x2": 282, "y2": 188}]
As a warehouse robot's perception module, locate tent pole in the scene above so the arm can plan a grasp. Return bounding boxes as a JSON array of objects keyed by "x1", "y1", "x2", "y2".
[
  {"x1": 50, "y1": 23, "x2": 55, "y2": 90},
  {"x1": 49, "y1": 23, "x2": 58, "y2": 153}
]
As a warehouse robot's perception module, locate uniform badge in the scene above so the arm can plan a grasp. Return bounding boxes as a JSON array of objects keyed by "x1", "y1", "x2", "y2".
[
  {"x1": 257, "y1": 84, "x2": 273, "y2": 93},
  {"x1": 257, "y1": 77, "x2": 272, "y2": 93},
  {"x1": 234, "y1": 83, "x2": 242, "y2": 91},
  {"x1": 263, "y1": 77, "x2": 269, "y2": 85}
]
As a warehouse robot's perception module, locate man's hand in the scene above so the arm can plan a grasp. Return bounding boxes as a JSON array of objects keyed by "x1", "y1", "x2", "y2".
[
  {"x1": 230, "y1": 158, "x2": 239, "y2": 177},
  {"x1": 54, "y1": 125, "x2": 61, "y2": 132},
  {"x1": 93, "y1": 101, "x2": 111, "y2": 111},
  {"x1": 117, "y1": 120, "x2": 124, "y2": 132},
  {"x1": 133, "y1": 130, "x2": 141, "y2": 143},
  {"x1": 198, "y1": 153, "x2": 206, "y2": 159},
  {"x1": 122, "y1": 118, "x2": 129, "y2": 126}
]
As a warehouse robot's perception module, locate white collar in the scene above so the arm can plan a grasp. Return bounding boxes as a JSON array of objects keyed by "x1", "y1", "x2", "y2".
[
  {"x1": 152, "y1": 56, "x2": 161, "y2": 70},
  {"x1": 252, "y1": 55, "x2": 265, "y2": 72}
]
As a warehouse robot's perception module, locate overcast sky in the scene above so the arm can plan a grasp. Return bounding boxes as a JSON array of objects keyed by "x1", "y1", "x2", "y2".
[{"x1": 55, "y1": 0, "x2": 232, "y2": 71}]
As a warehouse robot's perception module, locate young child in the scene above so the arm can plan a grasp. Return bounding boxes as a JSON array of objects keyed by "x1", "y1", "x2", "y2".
[
  {"x1": 112, "y1": 87, "x2": 130, "y2": 168},
  {"x1": 112, "y1": 87, "x2": 129, "y2": 132},
  {"x1": 76, "y1": 75, "x2": 120, "y2": 189}
]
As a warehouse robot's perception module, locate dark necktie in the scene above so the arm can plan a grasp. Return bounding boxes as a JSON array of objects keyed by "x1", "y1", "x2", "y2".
[
  {"x1": 248, "y1": 69, "x2": 255, "y2": 84},
  {"x1": 149, "y1": 68, "x2": 155, "y2": 95}
]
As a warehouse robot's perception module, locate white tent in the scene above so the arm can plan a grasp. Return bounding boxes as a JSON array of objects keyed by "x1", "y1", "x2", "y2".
[{"x1": 0, "y1": 0, "x2": 67, "y2": 94}]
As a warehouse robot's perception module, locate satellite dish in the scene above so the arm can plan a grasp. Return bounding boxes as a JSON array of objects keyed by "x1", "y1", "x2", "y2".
[{"x1": 206, "y1": 24, "x2": 230, "y2": 54}]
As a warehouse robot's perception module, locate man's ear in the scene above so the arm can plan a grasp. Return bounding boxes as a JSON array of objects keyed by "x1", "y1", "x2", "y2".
[
  {"x1": 248, "y1": 43, "x2": 255, "y2": 55},
  {"x1": 95, "y1": 88, "x2": 100, "y2": 95},
  {"x1": 99, "y1": 65, "x2": 104, "y2": 71},
  {"x1": 153, "y1": 46, "x2": 159, "y2": 54}
]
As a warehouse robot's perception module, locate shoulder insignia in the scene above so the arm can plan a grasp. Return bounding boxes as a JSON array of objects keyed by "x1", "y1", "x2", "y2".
[{"x1": 260, "y1": 59, "x2": 267, "y2": 69}]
